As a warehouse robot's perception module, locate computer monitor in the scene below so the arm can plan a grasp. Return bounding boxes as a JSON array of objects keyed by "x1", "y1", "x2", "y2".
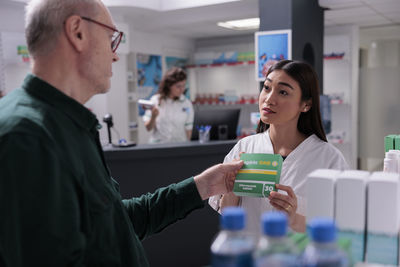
[{"x1": 191, "y1": 108, "x2": 241, "y2": 141}]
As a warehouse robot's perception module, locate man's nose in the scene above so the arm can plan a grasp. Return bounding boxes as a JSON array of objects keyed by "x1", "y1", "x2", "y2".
[{"x1": 113, "y1": 52, "x2": 119, "y2": 62}]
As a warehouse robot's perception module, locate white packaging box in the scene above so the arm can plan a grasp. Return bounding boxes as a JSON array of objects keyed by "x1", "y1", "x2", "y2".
[
  {"x1": 367, "y1": 171, "x2": 400, "y2": 265},
  {"x1": 306, "y1": 169, "x2": 341, "y2": 223},
  {"x1": 335, "y1": 170, "x2": 369, "y2": 262}
]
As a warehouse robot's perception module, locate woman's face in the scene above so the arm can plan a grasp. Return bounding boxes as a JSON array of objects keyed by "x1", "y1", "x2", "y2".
[
  {"x1": 168, "y1": 80, "x2": 186, "y2": 99},
  {"x1": 259, "y1": 70, "x2": 309, "y2": 127}
]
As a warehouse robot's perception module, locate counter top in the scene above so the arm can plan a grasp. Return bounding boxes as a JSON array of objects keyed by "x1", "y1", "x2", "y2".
[{"x1": 103, "y1": 140, "x2": 238, "y2": 160}]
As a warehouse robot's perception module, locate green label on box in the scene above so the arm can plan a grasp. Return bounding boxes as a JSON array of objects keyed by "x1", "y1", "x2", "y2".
[
  {"x1": 385, "y1": 135, "x2": 396, "y2": 152},
  {"x1": 233, "y1": 153, "x2": 283, "y2": 198}
]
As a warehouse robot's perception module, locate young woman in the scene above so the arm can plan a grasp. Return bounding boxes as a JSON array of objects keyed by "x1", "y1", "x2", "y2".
[
  {"x1": 209, "y1": 60, "x2": 348, "y2": 233},
  {"x1": 143, "y1": 67, "x2": 194, "y2": 143}
]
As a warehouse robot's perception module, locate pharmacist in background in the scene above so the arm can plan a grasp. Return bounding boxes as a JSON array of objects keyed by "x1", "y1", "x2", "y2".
[
  {"x1": 209, "y1": 60, "x2": 349, "y2": 233},
  {"x1": 0, "y1": 0, "x2": 245, "y2": 266},
  {"x1": 142, "y1": 67, "x2": 194, "y2": 143}
]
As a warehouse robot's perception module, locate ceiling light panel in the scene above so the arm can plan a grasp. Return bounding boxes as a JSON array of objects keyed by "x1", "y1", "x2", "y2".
[{"x1": 217, "y1": 17, "x2": 259, "y2": 30}]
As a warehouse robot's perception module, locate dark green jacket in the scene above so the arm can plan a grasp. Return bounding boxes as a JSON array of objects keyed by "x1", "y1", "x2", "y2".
[{"x1": 0, "y1": 74, "x2": 204, "y2": 266}]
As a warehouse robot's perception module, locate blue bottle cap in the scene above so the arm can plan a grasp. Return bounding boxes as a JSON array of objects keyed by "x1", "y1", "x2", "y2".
[
  {"x1": 261, "y1": 211, "x2": 287, "y2": 237},
  {"x1": 308, "y1": 217, "x2": 336, "y2": 243},
  {"x1": 220, "y1": 207, "x2": 246, "y2": 231}
]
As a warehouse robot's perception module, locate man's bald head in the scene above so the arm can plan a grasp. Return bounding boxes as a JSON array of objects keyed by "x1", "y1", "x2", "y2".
[{"x1": 25, "y1": 0, "x2": 102, "y2": 58}]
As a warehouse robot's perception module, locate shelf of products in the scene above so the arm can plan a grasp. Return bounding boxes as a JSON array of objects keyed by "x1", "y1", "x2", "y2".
[
  {"x1": 323, "y1": 52, "x2": 345, "y2": 60},
  {"x1": 186, "y1": 60, "x2": 255, "y2": 69},
  {"x1": 323, "y1": 32, "x2": 357, "y2": 168},
  {"x1": 192, "y1": 93, "x2": 258, "y2": 106}
]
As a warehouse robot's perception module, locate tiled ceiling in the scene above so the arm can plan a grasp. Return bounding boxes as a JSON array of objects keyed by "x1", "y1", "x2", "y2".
[
  {"x1": 320, "y1": 0, "x2": 400, "y2": 27},
  {"x1": 114, "y1": 0, "x2": 400, "y2": 38},
  {"x1": 2, "y1": 0, "x2": 400, "y2": 38}
]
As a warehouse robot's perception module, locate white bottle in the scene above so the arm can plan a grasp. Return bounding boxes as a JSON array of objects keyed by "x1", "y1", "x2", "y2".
[
  {"x1": 388, "y1": 149, "x2": 400, "y2": 174},
  {"x1": 383, "y1": 150, "x2": 398, "y2": 173}
]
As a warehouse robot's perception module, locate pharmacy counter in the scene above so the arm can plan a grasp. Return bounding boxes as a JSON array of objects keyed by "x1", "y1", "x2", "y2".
[{"x1": 104, "y1": 140, "x2": 237, "y2": 267}]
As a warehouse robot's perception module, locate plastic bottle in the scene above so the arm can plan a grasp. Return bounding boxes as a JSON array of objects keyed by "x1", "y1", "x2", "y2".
[
  {"x1": 255, "y1": 211, "x2": 299, "y2": 267},
  {"x1": 302, "y1": 218, "x2": 349, "y2": 267},
  {"x1": 383, "y1": 150, "x2": 398, "y2": 173},
  {"x1": 211, "y1": 207, "x2": 255, "y2": 267},
  {"x1": 389, "y1": 149, "x2": 400, "y2": 174}
]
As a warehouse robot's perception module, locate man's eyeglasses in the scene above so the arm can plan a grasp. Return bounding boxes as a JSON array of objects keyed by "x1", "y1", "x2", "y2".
[{"x1": 81, "y1": 16, "x2": 123, "y2": 53}]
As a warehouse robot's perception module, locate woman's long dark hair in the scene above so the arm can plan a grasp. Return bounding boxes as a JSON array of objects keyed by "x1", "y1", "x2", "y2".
[
  {"x1": 257, "y1": 60, "x2": 327, "y2": 142},
  {"x1": 158, "y1": 67, "x2": 187, "y2": 105}
]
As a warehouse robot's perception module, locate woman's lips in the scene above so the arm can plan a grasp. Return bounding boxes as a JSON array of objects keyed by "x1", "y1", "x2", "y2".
[{"x1": 262, "y1": 107, "x2": 276, "y2": 114}]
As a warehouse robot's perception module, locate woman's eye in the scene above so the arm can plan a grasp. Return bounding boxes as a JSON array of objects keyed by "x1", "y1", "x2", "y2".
[
  {"x1": 263, "y1": 86, "x2": 270, "y2": 91},
  {"x1": 280, "y1": 90, "x2": 288, "y2": 96}
]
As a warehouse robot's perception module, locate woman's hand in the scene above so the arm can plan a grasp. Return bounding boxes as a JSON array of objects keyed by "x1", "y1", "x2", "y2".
[
  {"x1": 268, "y1": 184, "x2": 305, "y2": 232},
  {"x1": 144, "y1": 106, "x2": 159, "y2": 131},
  {"x1": 269, "y1": 184, "x2": 297, "y2": 216},
  {"x1": 150, "y1": 106, "x2": 159, "y2": 118}
]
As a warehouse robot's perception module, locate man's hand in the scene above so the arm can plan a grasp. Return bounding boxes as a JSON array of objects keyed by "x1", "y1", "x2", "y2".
[{"x1": 194, "y1": 161, "x2": 244, "y2": 200}]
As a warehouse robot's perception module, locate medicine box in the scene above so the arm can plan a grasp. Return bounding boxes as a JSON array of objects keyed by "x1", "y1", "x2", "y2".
[
  {"x1": 385, "y1": 135, "x2": 397, "y2": 152},
  {"x1": 366, "y1": 171, "x2": 400, "y2": 265},
  {"x1": 233, "y1": 153, "x2": 282, "y2": 198},
  {"x1": 335, "y1": 170, "x2": 369, "y2": 262},
  {"x1": 306, "y1": 169, "x2": 341, "y2": 222}
]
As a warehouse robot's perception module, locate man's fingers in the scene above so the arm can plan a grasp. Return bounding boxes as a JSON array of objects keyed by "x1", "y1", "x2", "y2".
[
  {"x1": 225, "y1": 174, "x2": 235, "y2": 192},
  {"x1": 223, "y1": 160, "x2": 244, "y2": 172}
]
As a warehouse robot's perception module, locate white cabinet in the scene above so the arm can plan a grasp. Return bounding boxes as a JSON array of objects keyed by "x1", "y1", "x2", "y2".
[
  {"x1": 324, "y1": 26, "x2": 359, "y2": 169},
  {"x1": 127, "y1": 52, "x2": 139, "y2": 143}
]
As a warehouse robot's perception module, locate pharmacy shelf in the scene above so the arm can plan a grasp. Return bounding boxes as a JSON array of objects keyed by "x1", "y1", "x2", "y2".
[{"x1": 186, "y1": 60, "x2": 255, "y2": 69}]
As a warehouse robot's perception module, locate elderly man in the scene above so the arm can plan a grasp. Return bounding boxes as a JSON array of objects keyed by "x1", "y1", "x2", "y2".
[{"x1": 0, "y1": 0, "x2": 243, "y2": 266}]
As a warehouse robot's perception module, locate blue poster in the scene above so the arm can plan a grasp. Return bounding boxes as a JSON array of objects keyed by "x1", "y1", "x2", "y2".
[
  {"x1": 165, "y1": 56, "x2": 187, "y2": 69},
  {"x1": 136, "y1": 53, "x2": 162, "y2": 115},
  {"x1": 255, "y1": 30, "x2": 291, "y2": 81}
]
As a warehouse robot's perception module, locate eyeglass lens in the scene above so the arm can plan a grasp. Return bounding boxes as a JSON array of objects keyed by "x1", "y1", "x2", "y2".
[{"x1": 111, "y1": 32, "x2": 122, "y2": 52}]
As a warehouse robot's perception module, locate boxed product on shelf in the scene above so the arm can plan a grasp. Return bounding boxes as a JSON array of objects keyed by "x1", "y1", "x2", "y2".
[
  {"x1": 306, "y1": 169, "x2": 340, "y2": 222},
  {"x1": 237, "y1": 51, "x2": 255, "y2": 62},
  {"x1": 335, "y1": 170, "x2": 369, "y2": 263},
  {"x1": 212, "y1": 51, "x2": 238, "y2": 64},
  {"x1": 224, "y1": 90, "x2": 239, "y2": 104},
  {"x1": 327, "y1": 130, "x2": 346, "y2": 144},
  {"x1": 194, "y1": 52, "x2": 215, "y2": 65},
  {"x1": 328, "y1": 92, "x2": 345, "y2": 104},
  {"x1": 385, "y1": 134, "x2": 400, "y2": 152},
  {"x1": 305, "y1": 169, "x2": 400, "y2": 265},
  {"x1": 366, "y1": 172, "x2": 400, "y2": 265}
]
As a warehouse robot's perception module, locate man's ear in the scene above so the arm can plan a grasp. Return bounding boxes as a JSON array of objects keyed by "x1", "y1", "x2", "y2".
[{"x1": 64, "y1": 15, "x2": 86, "y2": 52}]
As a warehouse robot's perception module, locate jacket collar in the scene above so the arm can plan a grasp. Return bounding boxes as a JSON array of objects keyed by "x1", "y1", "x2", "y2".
[{"x1": 22, "y1": 74, "x2": 99, "y2": 131}]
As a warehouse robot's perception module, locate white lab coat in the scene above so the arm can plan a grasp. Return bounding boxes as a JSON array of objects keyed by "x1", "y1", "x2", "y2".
[
  {"x1": 143, "y1": 94, "x2": 194, "y2": 144},
  {"x1": 209, "y1": 130, "x2": 348, "y2": 233}
]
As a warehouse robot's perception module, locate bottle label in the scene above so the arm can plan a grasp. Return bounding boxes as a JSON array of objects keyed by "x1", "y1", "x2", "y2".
[
  {"x1": 211, "y1": 252, "x2": 254, "y2": 267},
  {"x1": 256, "y1": 254, "x2": 298, "y2": 267}
]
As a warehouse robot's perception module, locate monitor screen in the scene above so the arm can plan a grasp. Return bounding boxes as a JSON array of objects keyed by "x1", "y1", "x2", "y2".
[{"x1": 191, "y1": 108, "x2": 241, "y2": 141}]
